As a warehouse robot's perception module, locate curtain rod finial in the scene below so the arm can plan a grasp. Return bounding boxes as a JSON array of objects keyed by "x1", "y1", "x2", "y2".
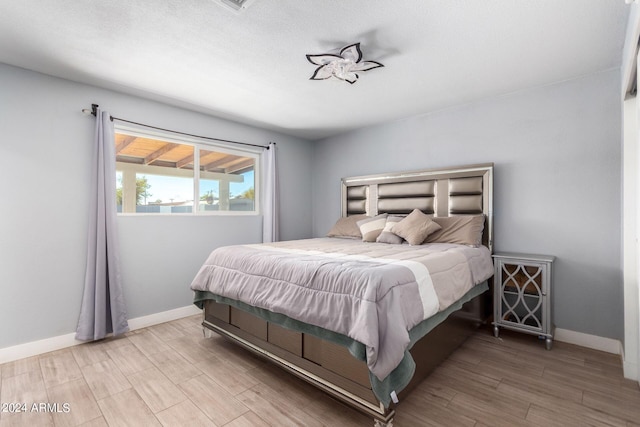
[{"x1": 82, "y1": 104, "x2": 99, "y2": 117}]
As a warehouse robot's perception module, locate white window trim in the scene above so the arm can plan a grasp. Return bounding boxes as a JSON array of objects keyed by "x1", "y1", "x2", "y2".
[{"x1": 114, "y1": 123, "x2": 261, "y2": 216}]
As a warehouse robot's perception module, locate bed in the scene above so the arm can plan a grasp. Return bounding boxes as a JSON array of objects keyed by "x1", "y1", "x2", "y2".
[{"x1": 191, "y1": 163, "x2": 494, "y2": 426}]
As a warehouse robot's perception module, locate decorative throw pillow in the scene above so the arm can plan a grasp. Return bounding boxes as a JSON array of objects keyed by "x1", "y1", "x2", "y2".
[
  {"x1": 376, "y1": 216, "x2": 405, "y2": 244},
  {"x1": 326, "y1": 214, "x2": 369, "y2": 239},
  {"x1": 390, "y1": 209, "x2": 441, "y2": 245},
  {"x1": 356, "y1": 214, "x2": 388, "y2": 242},
  {"x1": 425, "y1": 215, "x2": 485, "y2": 246}
]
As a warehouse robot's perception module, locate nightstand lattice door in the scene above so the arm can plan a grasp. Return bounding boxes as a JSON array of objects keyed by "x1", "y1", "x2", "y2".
[{"x1": 499, "y1": 263, "x2": 544, "y2": 331}]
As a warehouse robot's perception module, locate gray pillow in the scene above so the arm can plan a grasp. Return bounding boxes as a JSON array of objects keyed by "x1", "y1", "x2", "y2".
[
  {"x1": 376, "y1": 216, "x2": 404, "y2": 244},
  {"x1": 390, "y1": 209, "x2": 441, "y2": 245},
  {"x1": 425, "y1": 215, "x2": 485, "y2": 246},
  {"x1": 326, "y1": 214, "x2": 369, "y2": 239}
]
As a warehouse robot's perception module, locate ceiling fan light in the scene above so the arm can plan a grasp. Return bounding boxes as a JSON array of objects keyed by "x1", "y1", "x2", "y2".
[
  {"x1": 306, "y1": 43, "x2": 383, "y2": 84},
  {"x1": 329, "y1": 58, "x2": 356, "y2": 79}
]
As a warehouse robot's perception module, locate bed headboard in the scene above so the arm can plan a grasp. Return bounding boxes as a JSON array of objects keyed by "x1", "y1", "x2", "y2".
[{"x1": 341, "y1": 163, "x2": 494, "y2": 252}]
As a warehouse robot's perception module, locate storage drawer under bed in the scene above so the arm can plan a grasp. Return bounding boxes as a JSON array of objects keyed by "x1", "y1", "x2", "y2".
[{"x1": 203, "y1": 300, "x2": 371, "y2": 391}]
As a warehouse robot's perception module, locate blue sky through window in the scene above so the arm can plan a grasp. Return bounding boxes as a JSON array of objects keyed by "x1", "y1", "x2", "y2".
[{"x1": 117, "y1": 170, "x2": 254, "y2": 204}]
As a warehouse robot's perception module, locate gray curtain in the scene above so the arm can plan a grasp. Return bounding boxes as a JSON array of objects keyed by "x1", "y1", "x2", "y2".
[
  {"x1": 76, "y1": 109, "x2": 129, "y2": 341},
  {"x1": 262, "y1": 142, "x2": 279, "y2": 243}
]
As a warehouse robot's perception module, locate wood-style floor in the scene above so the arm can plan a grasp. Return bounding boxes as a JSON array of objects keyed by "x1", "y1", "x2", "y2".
[{"x1": 1, "y1": 315, "x2": 639, "y2": 427}]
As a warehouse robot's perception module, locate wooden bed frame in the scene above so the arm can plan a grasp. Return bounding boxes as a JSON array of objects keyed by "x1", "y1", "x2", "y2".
[{"x1": 201, "y1": 163, "x2": 494, "y2": 425}]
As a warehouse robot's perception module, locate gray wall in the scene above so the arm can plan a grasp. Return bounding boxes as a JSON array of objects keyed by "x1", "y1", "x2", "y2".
[
  {"x1": 0, "y1": 61, "x2": 624, "y2": 349},
  {"x1": 0, "y1": 63, "x2": 314, "y2": 349},
  {"x1": 312, "y1": 69, "x2": 623, "y2": 340}
]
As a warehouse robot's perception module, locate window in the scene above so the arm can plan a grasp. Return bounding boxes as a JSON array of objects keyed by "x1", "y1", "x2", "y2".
[{"x1": 114, "y1": 128, "x2": 258, "y2": 215}]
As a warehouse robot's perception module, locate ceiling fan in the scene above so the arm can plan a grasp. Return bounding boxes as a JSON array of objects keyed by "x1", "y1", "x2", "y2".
[{"x1": 306, "y1": 43, "x2": 384, "y2": 84}]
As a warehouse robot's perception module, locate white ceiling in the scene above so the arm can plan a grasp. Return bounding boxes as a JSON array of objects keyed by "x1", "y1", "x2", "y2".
[{"x1": 0, "y1": 0, "x2": 632, "y2": 140}]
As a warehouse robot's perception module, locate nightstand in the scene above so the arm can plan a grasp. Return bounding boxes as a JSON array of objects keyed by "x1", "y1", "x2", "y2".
[{"x1": 492, "y1": 252, "x2": 555, "y2": 350}]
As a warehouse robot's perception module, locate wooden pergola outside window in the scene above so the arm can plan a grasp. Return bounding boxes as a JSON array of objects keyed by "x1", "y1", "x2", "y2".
[{"x1": 115, "y1": 132, "x2": 256, "y2": 214}]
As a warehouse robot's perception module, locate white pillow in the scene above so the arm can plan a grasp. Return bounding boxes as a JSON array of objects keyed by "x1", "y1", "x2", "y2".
[{"x1": 356, "y1": 214, "x2": 388, "y2": 242}]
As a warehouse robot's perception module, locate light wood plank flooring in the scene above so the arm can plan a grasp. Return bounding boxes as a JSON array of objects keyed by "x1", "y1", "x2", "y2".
[{"x1": 1, "y1": 315, "x2": 639, "y2": 426}]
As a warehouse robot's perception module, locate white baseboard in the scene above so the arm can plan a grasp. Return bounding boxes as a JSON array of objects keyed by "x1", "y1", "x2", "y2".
[
  {"x1": 554, "y1": 328, "x2": 622, "y2": 355},
  {"x1": 623, "y1": 358, "x2": 639, "y2": 381},
  {"x1": 0, "y1": 305, "x2": 202, "y2": 365},
  {"x1": 619, "y1": 341, "x2": 639, "y2": 381},
  {"x1": 126, "y1": 305, "x2": 201, "y2": 330}
]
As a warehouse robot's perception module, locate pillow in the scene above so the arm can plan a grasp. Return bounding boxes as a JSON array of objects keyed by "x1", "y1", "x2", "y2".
[
  {"x1": 390, "y1": 209, "x2": 441, "y2": 245},
  {"x1": 326, "y1": 214, "x2": 369, "y2": 239},
  {"x1": 425, "y1": 215, "x2": 485, "y2": 246},
  {"x1": 376, "y1": 216, "x2": 405, "y2": 244},
  {"x1": 356, "y1": 214, "x2": 388, "y2": 242}
]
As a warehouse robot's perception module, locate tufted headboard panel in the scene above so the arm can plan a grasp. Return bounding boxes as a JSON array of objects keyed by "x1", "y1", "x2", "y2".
[{"x1": 341, "y1": 163, "x2": 494, "y2": 251}]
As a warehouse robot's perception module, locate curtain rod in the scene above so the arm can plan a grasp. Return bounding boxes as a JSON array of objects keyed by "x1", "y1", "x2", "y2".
[{"x1": 82, "y1": 104, "x2": 272, "y2": 150}]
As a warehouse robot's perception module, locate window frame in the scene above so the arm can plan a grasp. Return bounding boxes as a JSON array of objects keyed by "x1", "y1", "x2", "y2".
[{"x1": 114, "y1": 124, "x2": 261, "y2": 216}]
